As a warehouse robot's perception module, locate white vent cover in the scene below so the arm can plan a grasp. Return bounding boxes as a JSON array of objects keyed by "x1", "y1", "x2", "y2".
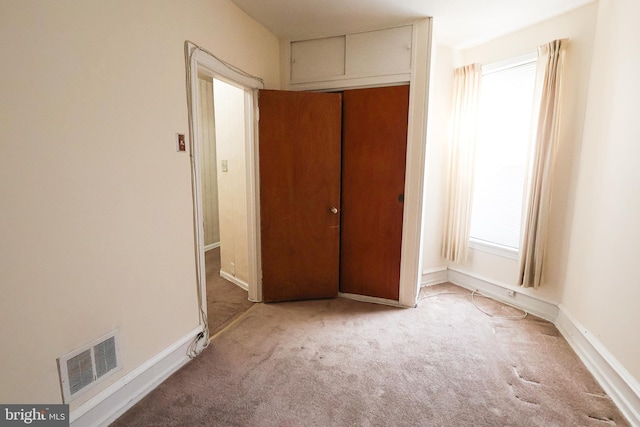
[{"x1": 57, "y1": 329, "x2": 121, "y2": 403}]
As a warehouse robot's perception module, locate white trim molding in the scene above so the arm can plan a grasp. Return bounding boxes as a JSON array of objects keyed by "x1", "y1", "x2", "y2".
[
  {"x1": 204, "y1": 242, "x2": 221, "y2": 252},
  {"x1": 70, "y1": 326, "x2": 203, "y2": 427},
  {"x1": 556, "y1": 306, "x2": 640, "y2": 426},
  {"x1": 220, "y1": 270, "x2": 249, "y2": 292},
  {"x1": 468, "y1": 238, "x2": 519, "y2": 260},
  {"x1": 447, "y1": 268, "x2": 559, "y2": 322},
  {"x1": 420, "y1": 268, "x2": 448, "y2": 287},
  {"x1": 397, "y1": 19, "x2": 432, "y2": 309}
]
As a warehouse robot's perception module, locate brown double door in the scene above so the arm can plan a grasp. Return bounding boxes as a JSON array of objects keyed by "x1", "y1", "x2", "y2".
[{"x1": 259, "y1": 85, "x2": 409, "y2": 303}]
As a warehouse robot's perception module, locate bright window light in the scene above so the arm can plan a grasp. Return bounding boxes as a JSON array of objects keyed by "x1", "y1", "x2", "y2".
[{"x1": 469, "y1": 54, "x2": 537, "y2": 251}]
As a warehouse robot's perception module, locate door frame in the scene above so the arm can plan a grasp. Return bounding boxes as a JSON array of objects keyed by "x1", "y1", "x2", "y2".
[
  {"x1": 282, "y1": 20, "x2": 432, "y2": 308},
  {"x1": 187, "y1": 45, "x2": 264, "y2": 319}
]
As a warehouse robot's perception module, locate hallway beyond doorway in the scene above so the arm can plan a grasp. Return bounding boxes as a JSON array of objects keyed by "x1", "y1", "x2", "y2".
[{"x1": 205, "y1": 247, "x2": 254, "y2": 336}]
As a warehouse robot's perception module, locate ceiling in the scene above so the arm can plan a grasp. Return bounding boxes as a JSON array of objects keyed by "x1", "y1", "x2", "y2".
[{"x1": 230, "y1": 0, "x2": 594, "y2": 49}]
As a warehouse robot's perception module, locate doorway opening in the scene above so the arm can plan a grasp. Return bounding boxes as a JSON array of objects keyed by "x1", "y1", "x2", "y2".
[
  {"x1": 186, "y1": 42, "x2": 263, "y2": 339},
  {"x1": 197, "y1": 77, "x2": 255, "y2": 335}
]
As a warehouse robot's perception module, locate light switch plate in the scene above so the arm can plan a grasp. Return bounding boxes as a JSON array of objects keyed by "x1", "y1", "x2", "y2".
[{"x1": 176, "y1": 133, "x2": 186, "y2": 152}]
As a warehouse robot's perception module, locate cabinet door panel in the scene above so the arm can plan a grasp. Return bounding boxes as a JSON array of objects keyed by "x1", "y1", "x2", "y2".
[
  {"x1": 346, "y1": 26, "x2": 412, "y2": 77},
  {"x1": 291, "y1": 36, "x2": 346, "y2": 82}
]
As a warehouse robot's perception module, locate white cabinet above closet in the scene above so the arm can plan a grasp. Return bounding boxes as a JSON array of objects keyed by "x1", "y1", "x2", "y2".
[
  {"x1": 291, "y1": 36, "x2": 346, "y2": 81},
  {"x1": 288, "y1": 25, "x2": 413, "y2": 90}
]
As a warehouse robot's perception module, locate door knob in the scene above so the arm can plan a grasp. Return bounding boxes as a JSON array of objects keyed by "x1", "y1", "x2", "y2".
[{"x1": 330, "y1": 207, "x2": 339, "y2": 214}]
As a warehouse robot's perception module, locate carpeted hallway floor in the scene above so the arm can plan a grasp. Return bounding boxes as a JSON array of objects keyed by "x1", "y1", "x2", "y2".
[
  {"x1": 113, "y1": 283, "x2": 629, "y2": 426},
  {"x1": 205, "y1": 247, "x2": 254, "y2": 336}
]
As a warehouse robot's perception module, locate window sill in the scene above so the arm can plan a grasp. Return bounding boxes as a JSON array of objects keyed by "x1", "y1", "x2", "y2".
[{"x1": 468, "y1": 238, "x2": 519, "y2": 260}]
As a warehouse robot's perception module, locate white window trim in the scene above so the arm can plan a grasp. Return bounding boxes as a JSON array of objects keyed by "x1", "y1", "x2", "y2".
[
  {"x1": 469, "y1": 237, "x2": 519, "y2": 260},
  {"x1": 482, "y1": 51, "x2": 537, "y2": 75}
]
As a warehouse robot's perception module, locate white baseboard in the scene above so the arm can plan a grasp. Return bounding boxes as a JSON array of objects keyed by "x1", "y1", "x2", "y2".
[
  {"x1": 556, "y1": 306, "x2": 640, "y2": 426},
  {"x1": 447, "y1": 268, "x2": 559, "y2": 322},
  {"x1": 70, "y1": 326, "x2": 204, "y2": 427},
  {"x1": 421, "y1": 268, "x2": 448, "y2": 287},
  {"x1": 204, "y1": 242, "x2": 221, "y2": 252},
  {"x1": 220, "y1": 270, "x2": 249, "y2": 291},
  {"x1": 338, "y1": 292, "x2": 404, "y2": 308}
]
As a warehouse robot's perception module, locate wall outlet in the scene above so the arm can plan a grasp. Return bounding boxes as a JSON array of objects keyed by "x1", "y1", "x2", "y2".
[{"x1": 507, "y1": 290, "x2": 516, "y2": 298}]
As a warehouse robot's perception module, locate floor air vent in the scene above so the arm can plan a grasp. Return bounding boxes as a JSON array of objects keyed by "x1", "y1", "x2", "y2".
[{"x1": 57, "y1": 329, "x2": 121, "y2": 403}]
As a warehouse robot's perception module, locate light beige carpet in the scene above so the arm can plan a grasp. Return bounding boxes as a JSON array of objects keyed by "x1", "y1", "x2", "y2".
[{"x1": 113, "y1": 283, "x2": 628, "y2": 426}]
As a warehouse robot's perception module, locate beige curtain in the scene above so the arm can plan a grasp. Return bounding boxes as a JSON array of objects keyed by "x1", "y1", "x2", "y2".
[
  {"x1": 519, "y1": 39, "x2": 567, "y2": 288},
  {"x1": 442, "y1": 64, "x2": 482, "y2": 264}
]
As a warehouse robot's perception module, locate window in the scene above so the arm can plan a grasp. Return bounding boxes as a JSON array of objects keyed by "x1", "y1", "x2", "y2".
[{"x1": 469, "y1": 52, "x2": 537, "y2": 256}]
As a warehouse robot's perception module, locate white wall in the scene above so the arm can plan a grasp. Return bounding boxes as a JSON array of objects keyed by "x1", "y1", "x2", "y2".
[
  {"x1": 433, "y1": 3, "x2": 598, "y2": 302},
  {"x1": 561, "y1": 0, "x2": 640, "y2": 383},
  {"x1": 213, "y1": 79, "x2": 250, "y2": 284},
  {"x1": 421, "y1": 41, "x2": 454, "y2": 274},
  {"x1": 0, "y1": 0, "x2": 279, "y2": 408}
]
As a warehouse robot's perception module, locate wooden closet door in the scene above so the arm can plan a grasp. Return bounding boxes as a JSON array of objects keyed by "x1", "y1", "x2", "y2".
[
  {"x1": 340, "y1": 85, "x2": 409, "y2": 300},
  {"x1": 259, "y1": 90, "x2": 342, "y2": 302}
]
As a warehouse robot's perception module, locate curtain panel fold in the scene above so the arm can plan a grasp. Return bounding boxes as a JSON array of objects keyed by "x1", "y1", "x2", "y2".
[
  {"x1": 519, "y1": 39, "x2": 567, "y2": 288},
  {"x1": 442, "y1": 64, "x2": 482, "y2": 264}
]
